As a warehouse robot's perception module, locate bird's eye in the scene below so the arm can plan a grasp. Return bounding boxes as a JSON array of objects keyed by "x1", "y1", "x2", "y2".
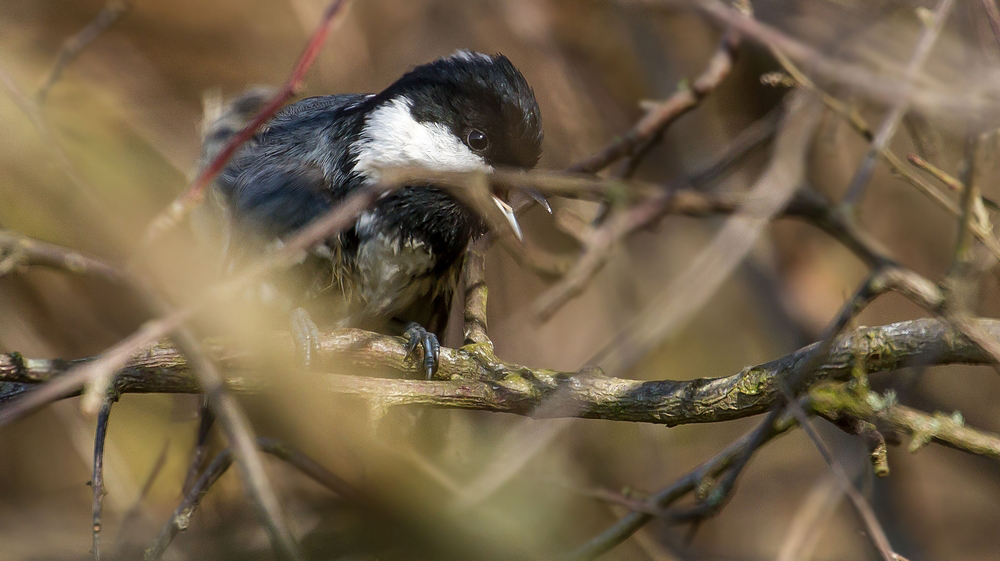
[{"x1": 466, "y1": 129, "x2": 489, "y2": 151}]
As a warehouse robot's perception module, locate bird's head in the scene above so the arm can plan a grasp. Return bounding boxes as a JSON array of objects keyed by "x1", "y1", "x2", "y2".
[{"x1": 353, "y1": 51, "x2": 543, "y2": 238}]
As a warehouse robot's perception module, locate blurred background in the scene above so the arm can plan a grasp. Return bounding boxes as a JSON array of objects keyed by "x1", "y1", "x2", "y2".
[{"x1": 1, "y1": 0, "x2": 999, "y2": 559}]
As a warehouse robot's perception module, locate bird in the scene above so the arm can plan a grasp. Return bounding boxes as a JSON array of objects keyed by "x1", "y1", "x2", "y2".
[{"x1": 200, "y1": 51, "x2": 543, "y2": 378}]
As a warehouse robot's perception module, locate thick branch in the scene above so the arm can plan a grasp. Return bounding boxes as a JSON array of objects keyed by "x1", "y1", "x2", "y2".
[{"x1": 2, "y1": 319, "x2": 999, "y2": 431}]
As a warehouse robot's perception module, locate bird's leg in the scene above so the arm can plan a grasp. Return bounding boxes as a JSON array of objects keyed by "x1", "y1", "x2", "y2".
[
  {"x1": 290, "y1": 307, "x2": 321, "y2": 369},
  {"x1": 403, "y1": 322, "x2": 440, "y2": 379}
]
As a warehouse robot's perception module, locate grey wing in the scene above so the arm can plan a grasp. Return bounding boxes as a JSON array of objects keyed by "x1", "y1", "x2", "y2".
[
  {"x1": 216, "y1": 159, "x2": 356, "y2": 317},
  {"x1": 197, "y1": 90, "x2": 372, "y2": 312},
  {"x1": 267, "y1": 94, "x2": 372, "y2": 124}
]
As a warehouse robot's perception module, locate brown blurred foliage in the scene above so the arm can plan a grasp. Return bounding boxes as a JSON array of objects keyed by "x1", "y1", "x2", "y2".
[{"x1": 0, "y1": 0, "x2": 999, "y2": 560}]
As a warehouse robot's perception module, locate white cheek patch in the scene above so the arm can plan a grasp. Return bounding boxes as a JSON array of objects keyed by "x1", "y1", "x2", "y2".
[{"x1": 353, "y1": 97, "x2": 490, "y2": 179}]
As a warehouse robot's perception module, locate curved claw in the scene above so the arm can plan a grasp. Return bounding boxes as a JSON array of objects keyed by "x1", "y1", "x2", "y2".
[
  {"x1": 291, "y1": 307, "x2": 321, "y2": 369},
  {"x1": 404, "y1": 322, "x2": 440, "y2": 379}
]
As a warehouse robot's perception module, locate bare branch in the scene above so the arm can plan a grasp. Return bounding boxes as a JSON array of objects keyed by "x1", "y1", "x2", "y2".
[
  {"x1": 811, "y1": 383, "x2": 1000, "y2": 460},
  {"x1": 91, "y1": 395, "x2": 114, "y2": 561},
  {"x1": 0, "y1": 230, "x2": 126, "y2": 283},
  {"x1": 566, "y1": 406, "x2": 796, "y2": 560},
  {"x1": 35, "y1": 1, "x2": 130, "y2": 103},
  {"x1": 144, "y1": 438, "x2": 360, "y2": 561},
  {"x1": 143, "y1": 0, "x2": 352, "y2": 244},
  {"x1": 168, "y1": 328, "x2": 302, "y2": 561},
  {"x1": 689, "y1": 0, "x2": 1000, "y2": 119},
  {"x1": 462, "y1": 244, "x2": 492, "y2": 348},
  {"x1": 841, "y1": 0, "x2": 955, "y2": 207},
  {"x1": 532, "y1": 107, "x2": 782, "y2": 319},
  {"x1": 908, "y1": 153, "x2": 964, "y2": 192},
  {"x1": 568, "y1": 27, "x2": 742, "y2": 174},
  {"x1": 774, "y1": 48, "x2": 1000, "y2": 262},
  {"x1": 2, "y1": 319, "x2": 999, "y2": 441},
  {"x1": 589, "y1": 91, "x2": 821, "y2": 374},
  {"x1": 0, "y1": 181, "x2": 381, "y2": 429}
]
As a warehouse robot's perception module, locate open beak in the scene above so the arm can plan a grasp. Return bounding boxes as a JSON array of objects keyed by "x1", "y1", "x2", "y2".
[{"x1": 492, "y1": 195, "x2": 523, "y2": 242}]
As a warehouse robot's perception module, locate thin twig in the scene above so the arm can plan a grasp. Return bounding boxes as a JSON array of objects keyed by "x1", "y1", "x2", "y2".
[
  {"x1": 143, "y1": 0, "x2": 351, "y2": 245},
  {"x1": 144, "y1": 438, "x2": 360, "y2": 561},
  {"x1": 535, "y1": 194, "x2": 670, "y2": 320},
  {"x1": 166, "y1": 328, "x2": 302, "y2": 561},
  {"x1": 533, "y1": 106, "x2": 781, "y2": 319},
  {"x1": 840, "y1": 0, "x2": 955, "y2": 207},
  {"x1": 91, "y1": 395, "x2": 115, "y2": 561},
  {"x1": 590, "y1": 91, "x2": 821, "y2": 374},
  {"x1": 774, "y1": 48, "x2": 1000, "y2": 262},
  {"x1": 774, "y1": 47, "x2": 961, "y2": 216},
  {"x1": 567, "y1": 27, "x2": 742, "y2": 174},
  {"x1": 143, "y1": 444, "x2": 233, "y2": 561},
  {"x1": 36, "y1": 1, "x2": 130, "y2": 103},
  {"x1": 553, "y1": 484, "x2": 658, "y2": 516},
  {"x1": 690, "y1": 0, "x2": 998, "y2": 118},
  {"x1": 565, "y1": 406, "x2": 796, "y2": 560},
  {"x1": 182, "y1": 398, "x2": 215, "y2": 495},
  {"x1": 0, "y1": 183, "x2": 381, "y2": 428},
  {"x1": 907, "y1": 153, "x2": 963, "y2": 192},
  {"x1": 572, "y1": 26, "x2": 739, "y2": 172},
  {"x1": 0, "y1": 230, "x2": 127, "y2": 283},
  {"x1": 946, "y1": 133, "x2": 986, "y2": 310}
]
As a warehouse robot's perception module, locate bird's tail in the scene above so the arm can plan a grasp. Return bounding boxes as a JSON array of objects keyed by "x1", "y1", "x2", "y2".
[{"x1": 193, "y1": 87, "x2": 276, "y2": 274}]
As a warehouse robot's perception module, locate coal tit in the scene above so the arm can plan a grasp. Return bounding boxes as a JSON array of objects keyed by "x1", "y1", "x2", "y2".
[{"x1": 203, "y1": 51, "x2": 543, "y2": 377}]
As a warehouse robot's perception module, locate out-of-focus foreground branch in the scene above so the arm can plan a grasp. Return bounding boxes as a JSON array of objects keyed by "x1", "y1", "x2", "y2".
[{"x1": 1, "y1": 318, "x2": 998, "y2": 459}]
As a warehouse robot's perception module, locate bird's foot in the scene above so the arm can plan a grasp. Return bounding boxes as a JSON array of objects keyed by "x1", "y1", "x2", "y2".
[
  {"x1": 290, "y1": 307, "x2": 321, "y2": 369},
  {"x1": 404, "y1": 323, "x2": 440, "y2": 379}
]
